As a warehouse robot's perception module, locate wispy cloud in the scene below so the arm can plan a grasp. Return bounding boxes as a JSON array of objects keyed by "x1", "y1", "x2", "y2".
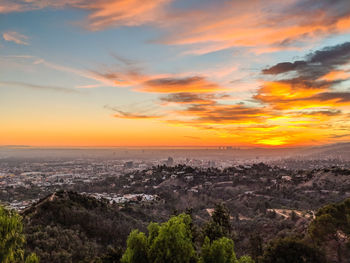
[
  {"x1": 158, "y1": 0, "x2": 350, "y2": 54},
  {"x1": 0, "y1": 0, "x2": 170, "y2": 30},
  {"x1": 4, "y1": 55, "x2": 119, "y2": 89},
  {"x1": 0, "y1": 81, "x2": 79, "y2": 93},
  {"x1": 3, "y1": 31, "x2": 29, "y2": 45},
  {"x1": 91, "y1": 65, "x2": 230, "y2": 93},
  {"x1": 140, "y1": 76, "x2": 227, "y2": 93},
  {"x1": 77, "y1": 0, "x2": 170, "y2": 31},
  {"x1": 2, "y1": 0, "x2": 350, "y2": 55},
  {"x1": 104, "y1": 104, "x2": 162, "y2": 119},
  {"x1": 160, "y1": 93, "x2": 228, "y2": 105}
]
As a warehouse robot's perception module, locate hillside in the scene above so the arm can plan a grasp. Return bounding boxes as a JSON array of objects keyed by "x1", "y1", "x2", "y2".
[
  {"x1": 6, "y1": 163, "x2": 350, "y2": 262},
  {"x1": 22, "y1": 190, "x2": 145, "y2": 262}
]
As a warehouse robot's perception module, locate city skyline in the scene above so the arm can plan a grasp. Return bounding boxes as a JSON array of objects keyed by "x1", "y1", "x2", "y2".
[{"x1": 1, "y1": 0, "x2": 350, "y2": 147}]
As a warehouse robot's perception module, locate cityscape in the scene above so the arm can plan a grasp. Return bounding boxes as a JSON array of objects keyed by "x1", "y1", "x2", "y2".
[{"x1": 1, "y1": 0, "x2": 350, "y2": 262}]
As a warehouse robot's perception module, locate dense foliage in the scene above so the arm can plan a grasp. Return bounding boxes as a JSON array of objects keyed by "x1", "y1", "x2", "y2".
[
  {"x1": 122, "y1": 214, "x2": 197, "y2": 263},
  {"x1": 22, "y1": 191, "x2": 144, "y2": 263},
  {"x1": 121, "y1": 212, "x2": 253, "y2": 263},
  {"x1": 200, "y1": 237, "x2": 237, "y2": 263},
  {"x1": 0, "y1": 206, "x2": 39, "y2": 263},
  {"x1": 16, "y1": 190, "x2": 350, "y2": 263},
  {"x1": 259, "y1": 237, "x2": 326, "y2": 263},
  {"x1": 309, "y1": 198, "x2": 350, "y2": 262}
]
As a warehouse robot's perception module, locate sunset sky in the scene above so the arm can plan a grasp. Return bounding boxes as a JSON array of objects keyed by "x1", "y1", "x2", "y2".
[{"x1": 1, "y1": 0, "x2": 350, "y2": 147}]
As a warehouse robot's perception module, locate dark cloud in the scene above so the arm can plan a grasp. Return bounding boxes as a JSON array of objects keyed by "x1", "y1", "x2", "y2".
[
  {"x1": 257, "y1": 41, "x2": 350, "y2": 111},
  {"x1": 329, "y1": 134, "x2": 350, "y2": 139},
  {"x1": 262, "y1": 42, "x2": 350, "y2": 78},
  {"x1": 279, "y1": 78, "x2": 339, "y2": 90},
  {"x1": 308, "y1": 42, "x2": 350, "y2": 66},
  {"x1": 314, "y1": 92, "x2": 350, "y2": 103},
  {"x1": 146, "y1": 77, "x2": 200, "y2": 87},
  {"x1": 177, "y1": 104, "x2": 272, "y2": 123},
  {"x1": 198, "y1": 107, "x2": 268, "y2": 122},
  {"x1": 262, "y1": 61, "x2": 307, "y2": 75},
  {"x1": 160, "y1": 93, "x2": 229, "y2": 104},
  {"x1": 299, "y1": 109, "x2": 342, "y2": 116}
]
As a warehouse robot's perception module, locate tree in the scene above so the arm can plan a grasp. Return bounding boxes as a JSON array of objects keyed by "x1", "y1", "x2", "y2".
[
  {"x1": 121, "y1": 214, "x2": 197, "y2": 263},
  {"x1": 25, "y1": 253, "x2": 39, "y2": 263},
  {"x1": 148, "y1": 214, "x2": 197, "y2": 263},
  {"x1": 237, "y1": 255, "x2": 254, "y2": 263},
  {"x1": 0, "y1": 206, "x2": 39, "y2": 263},
  {"x1": 249, "y1": 233, "x2": 263, "y2": 261},
  {"x1": 121, "y1": 230, "x2": 148, "y2": 263},
  {"x1": 203, "y1": 204, "x2": 232, "y2": 241},
  {"x1": 147, "y1": 222, "x2": 160, "y2": 246},
  {"x1": 211, "y1": 204, "x2": 231, "y2": 235},
  {"x1": 308, "y1": 198, "x2": 350, "y2": 262},
  {"x1": 202, "y1": 221, "x2": 225, "y2": 242},
  {"x1": 122, "y1": 213, "x2": 254, "y2": 263},
  {"x1": 0, "y1": 206, "x2": 25, "y2": 262},
  {"x1": 200, "y1": 236, "x2": 237, "y2": 263},
  {"x1": 260, "y1": 237, "x2": 327, "y2": 263}
]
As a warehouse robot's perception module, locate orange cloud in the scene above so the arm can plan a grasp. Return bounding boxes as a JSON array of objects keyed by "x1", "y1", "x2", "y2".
[
  {"x1": 91, "y1": 66, "x2": 229, "y2": 93},
  {"x1": 3, "y1": 0, "x2": 350, "y2": 55},
  {"x1": 319, "y1": 70, "x2": 350, "y2": 81},
  {"x1": 77, "y1": 0, "x2": 170, "y2": 30},
  {"x1": 173, "y1": 104, "x2": 271, "y2": 124},
  {"x1": 139, "y1": 76, "x2": 227, "y2": 93},
  {"x1": 257, "y1": 42, "x2": 350, "y2": 110},
  {"x1": 255, "y1": 80, "x2": 350, "y2": 110},
  {"x1": 92, "y1": 42, "x2": 350, "y2": 146},
  {"x1": 0, "y1": 0, "x2": 170, "y2": 30},
  {"x1": 151, "y1": 42, "x2": 350, "y2": 146},
  {"x1": 159, "y1": 0, "x2": 350, "y2": 54}
]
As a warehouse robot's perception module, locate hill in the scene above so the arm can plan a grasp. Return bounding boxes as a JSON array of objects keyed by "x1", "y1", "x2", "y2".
[{"x1": 22, "y1": 190, "x2": 145, "y2": 262}]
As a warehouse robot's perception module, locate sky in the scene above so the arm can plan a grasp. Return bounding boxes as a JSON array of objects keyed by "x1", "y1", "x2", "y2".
[{"x1": 1, "y1": 0, "x2": 350, "y2": 147}]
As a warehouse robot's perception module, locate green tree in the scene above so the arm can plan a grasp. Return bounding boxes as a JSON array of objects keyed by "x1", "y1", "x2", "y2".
[
  {"x1": 260, "y1": 237, "x2": 326, "y2": 263},
  {"x1": 0, "y1": 206, "x2": 25, "y2": 262},
  {"x1": 211, "y1": 204, "x2": 231, "y2": 235},
  {"x1": 308, "y1": 198, "x2": 350, "y2": 262},
  {"x1": 147, "y1": 222, "x2": 159, "y2": 245},
  {"x1": 148, "y1": 214, "x2": 197, "y2": 263},
  {"x1": 121, "y1": 230, "x2": 148, "y2": 263},
  {"x1": 237, "y1": 255, "x2": 254, "y2": 263},
  {"x1": 122, "y1": 214, "x2": 197, "y2": 263},
  {"x1": 200, "y1": 237, "x2": 237, "y2": 263},
  {"x1": 202, "y1": 221, "x2": 225, "y2": 243},
  {"x1": 203, "y1": 204, "x2": 232, "y2": 242},
  {"x1": 0, "y1": 206, "x2": 39, "y2": 263},
  {"x1": 25, "y1": 253, "x2": 39, "y2": 263}
]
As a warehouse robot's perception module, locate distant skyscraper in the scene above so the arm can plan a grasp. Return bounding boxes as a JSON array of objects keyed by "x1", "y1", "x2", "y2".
[
  {"x1": 124, "y1": 161, "x2": 133, "y2": 169},
  {"x1": 166, "y1": 157, "x2": 174, "y2": 166}
]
